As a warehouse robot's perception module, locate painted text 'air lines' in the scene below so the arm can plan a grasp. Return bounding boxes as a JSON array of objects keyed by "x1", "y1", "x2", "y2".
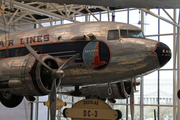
[{"x1": 0, "y1": 34, "x2": 49, "y2": 48}]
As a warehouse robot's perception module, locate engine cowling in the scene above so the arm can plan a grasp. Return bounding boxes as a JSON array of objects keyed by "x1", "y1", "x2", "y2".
[
  {"x1": 80, "y1": 82, "x2": 132, "y2": 99},
  {"x1": 0, "y1": 54, "x2": 60, "y2": 97},
  {"x1": 62, "y1": 81, "x2": 140, "y2": 102}
]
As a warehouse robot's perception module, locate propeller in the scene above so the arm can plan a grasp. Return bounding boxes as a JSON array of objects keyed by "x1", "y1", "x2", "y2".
[
  {"x1": 24, "y1": 43, "x2": 79, "y2": 120},
  {"x1": 130, "y1": 86, "x2": 134, "y2": 120},
  {"x1": 50, "y1": 79, "x2": 57, "y2": 120},
  {"x1": 130, "y1": 78, "x2": 135, "y2": 120}
]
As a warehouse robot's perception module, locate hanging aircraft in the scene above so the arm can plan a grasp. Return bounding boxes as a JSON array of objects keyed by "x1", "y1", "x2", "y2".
[{"x1": 0, "y1": 22, "x2": 171, "y2": 120}]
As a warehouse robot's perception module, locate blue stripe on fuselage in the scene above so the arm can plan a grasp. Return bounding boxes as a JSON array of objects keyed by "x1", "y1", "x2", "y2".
[
  {"x1": 1, "y1": 41, "x2": 90, "y2": 63},
  {"x1": 0, "y1": 40, "x2": 111, "y2": 67}
]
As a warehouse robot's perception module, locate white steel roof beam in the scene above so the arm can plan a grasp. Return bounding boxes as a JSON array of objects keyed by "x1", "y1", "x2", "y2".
[
  {"x1": 97, "y1": 6, "x2": 112, "y2": 12},
  {"x1": 162, "y1": 9, "x2": 177, "y2": 24},
  {"x1": 50, "y1": 3, "x2": 66, "y2": 17},
  {"x1": 29, "y1": 13, "x2": 44, "y2": 28},
  {"x1": 0, "y1": 18, "x2": 5, "y2": 25},
  {"x1": 36, "y1": 3, "x2": 44, "y2": 8},
  {"x1": 64, "y1": 4, "x2": 68, "y2": 17},
  {"x1": 49, "y1": 17, "x2": 52, "y2": 26},
  {"x1": 107, "y1": 7, "x2": 110, "y2": 22},
  {"x1": 25, "y1": 2, "x2": 40, "y2": 5},
  {"x1": 9, "y1": 11, "x2": 30, "y2": 25},
  {"x1": 85, "y1": 6, "x2": 99, "y2": 21},
  {"x1": 13, "y1": 18, "x2": 63, "y2": 26},
  {"x1": 47, "y1": 4, "x2": 85, "y2": 15},
  {"x1": 3, "y1": 10, "x2": 36, "y2": 22},
  {"x1": 2, "y1": 12, "x2": 7, "y2": 25},
  {"x1": 140, "y1": 8, "x2": 180, "y2": 27},
  {"x1": 67, "y1": 4, "x2": 73, "y2": 16},
  {"x1": 3, "y1": 0, "x2": 79, "y2": 23},
  {"x1": 0, "y1": 24, "x2": 25, "y2": 31},
  {"x1": 4, "y1": 11, "x2": 36, "y2": 23},
  {"x1": 69, "y1": 6, "x2": 85, "y2": 18},
  {"x1": 7, "y1": 9, "x2": 19, "y2": 25}
]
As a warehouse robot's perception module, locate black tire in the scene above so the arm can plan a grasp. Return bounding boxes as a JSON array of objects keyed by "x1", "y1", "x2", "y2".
[
  {"x1": 116, "y1": 110, "x2": 122, "y2": 120},
  {"x1": 0, "y1": 91, "x2": 24, "y2": 108},
  {"x1": 177, "y1": 90, "x2": 180, "y2": 99}
]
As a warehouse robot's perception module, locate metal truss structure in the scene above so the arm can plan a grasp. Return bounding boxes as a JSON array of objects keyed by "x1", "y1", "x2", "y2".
[
  {"x1": 0, "y1": 0, "x2": 178, "y2": 31},
  {"x1": 0, "y1": 0, "x2": 178, "y2": 32},
  {"x1": 0, "y1": 0, "x2": 121, "y2": 32}
]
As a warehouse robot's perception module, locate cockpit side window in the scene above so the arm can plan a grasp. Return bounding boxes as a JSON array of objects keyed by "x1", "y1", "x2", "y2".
[
  {"x1": 120, "y1": 30, "x2": 128, "y2": 38},
  {"x1": 107, "y1": 29, "x2": 119, "y2": 40}
]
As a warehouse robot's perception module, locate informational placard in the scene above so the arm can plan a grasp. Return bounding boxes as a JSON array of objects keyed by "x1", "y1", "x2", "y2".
[
  {"x1": 44, "y1": 98, "x2": 66, "y2": 110},
  {"x1": 63, "y1": 99, "x2": 122, "y2": 120}
]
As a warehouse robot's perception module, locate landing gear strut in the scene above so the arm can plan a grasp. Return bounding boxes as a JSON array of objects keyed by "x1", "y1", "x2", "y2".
[{"x1": 70, "y1": 86, "x2": 82, "y2": 96}]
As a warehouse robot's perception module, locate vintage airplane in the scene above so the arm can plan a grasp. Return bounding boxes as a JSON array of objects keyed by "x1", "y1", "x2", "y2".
[{"x1": 0, "y1": 22, "x2": 171, "y2": 120}]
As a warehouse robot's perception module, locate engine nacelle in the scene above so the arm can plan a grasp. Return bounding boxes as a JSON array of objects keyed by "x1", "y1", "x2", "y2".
[
  {"x1": 62, "y1": 81, "x2": 140, "y2": 101},
  {"x1": 80, "y1": 82, "x2": 132, "y2": 99},
  {"x1": 0, "y1": 54, "x2": 60, "y2": 96}
]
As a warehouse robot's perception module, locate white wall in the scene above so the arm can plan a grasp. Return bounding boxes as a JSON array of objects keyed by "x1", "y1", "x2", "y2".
[{"x1": 0, "y1": 99, "x2": 31, "y2": 120}]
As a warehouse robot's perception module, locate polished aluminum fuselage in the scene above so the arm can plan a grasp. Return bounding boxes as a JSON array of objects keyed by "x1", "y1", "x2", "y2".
[
  {"x1": 0, "y1": 22, "x2": 161, "y2": 88},
  {"x1": 62, "y1": 37, "x2": 158, "y2": 86}
]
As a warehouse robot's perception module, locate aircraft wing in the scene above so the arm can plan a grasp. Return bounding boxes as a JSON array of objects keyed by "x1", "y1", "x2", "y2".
[{"x1": 17, "y1": 0, "x2": 180, "y2": 8}]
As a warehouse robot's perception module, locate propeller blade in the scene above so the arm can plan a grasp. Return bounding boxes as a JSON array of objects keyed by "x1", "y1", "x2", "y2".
[
  {"x1": 49, "y1": 53, "x2": 79, "y2": 119},
  {"x1": 130, "y1": 80, "x2": 134, "y2": 120},
  {"x1": 24, "y1": 43, "x2": 53, "y2": 72},
  {"x1": 50, "y1": 79, "x2": 57, "y2": 120},
  {"x1": 59, "y1": 53, "x2": 80, "y2": 70}
]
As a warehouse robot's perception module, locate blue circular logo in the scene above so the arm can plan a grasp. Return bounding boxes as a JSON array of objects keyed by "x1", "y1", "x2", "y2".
[{"x1": 83, "y1": 41, "x2": 111, "y2": 70}]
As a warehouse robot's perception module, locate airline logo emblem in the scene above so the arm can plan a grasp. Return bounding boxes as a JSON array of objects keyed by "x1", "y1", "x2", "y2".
[{"x1": 83, "y1": 41, "x2": 111, "y2": 70}]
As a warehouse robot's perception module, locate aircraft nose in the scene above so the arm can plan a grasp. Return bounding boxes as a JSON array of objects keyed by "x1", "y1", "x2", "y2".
[{"x1": 155, "y1": 42, "x2": 171, "y2": 67}]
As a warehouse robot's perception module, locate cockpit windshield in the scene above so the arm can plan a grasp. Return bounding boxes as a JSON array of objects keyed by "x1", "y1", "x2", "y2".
[
  {"x1": 120, "y1": 30, "x2": 144, "y2": 38},
  {"x1": 129, "y1": 30, "x2": 144, "y2": 38}
]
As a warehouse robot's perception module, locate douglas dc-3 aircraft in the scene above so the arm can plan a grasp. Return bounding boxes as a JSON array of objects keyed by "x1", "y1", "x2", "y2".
[{"x1": 0, "y1": 22, "x2": 171, "y2": 120}]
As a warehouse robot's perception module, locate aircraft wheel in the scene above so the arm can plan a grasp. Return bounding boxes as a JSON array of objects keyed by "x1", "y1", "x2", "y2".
[
  {"x1": 177, "y1": 90, "x2": 180, "y2": 99},
  {"x1": 0, "y1": 91, "x2": 24, "y2": 108},
  {"x1": 116, "y1": 110, "x2": 122, "y2": 119}
]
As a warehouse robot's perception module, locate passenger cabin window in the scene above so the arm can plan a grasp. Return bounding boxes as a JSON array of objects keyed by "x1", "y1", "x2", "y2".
[
  {"x1": 15, "y1": 48, "x2": 23, "y2": 56},
  {"x1": 107, "y1": 30, "x2": 119, "y2": 40},
  {"x1": 32, "y1": 46, "x2": 42, "y2": 54},
  {"x1": 120, "y1": 29, "x2": 144, "y2": 38},
  {"x1": 0, "y1": 50, "x2": 6, "y2": 58}
]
